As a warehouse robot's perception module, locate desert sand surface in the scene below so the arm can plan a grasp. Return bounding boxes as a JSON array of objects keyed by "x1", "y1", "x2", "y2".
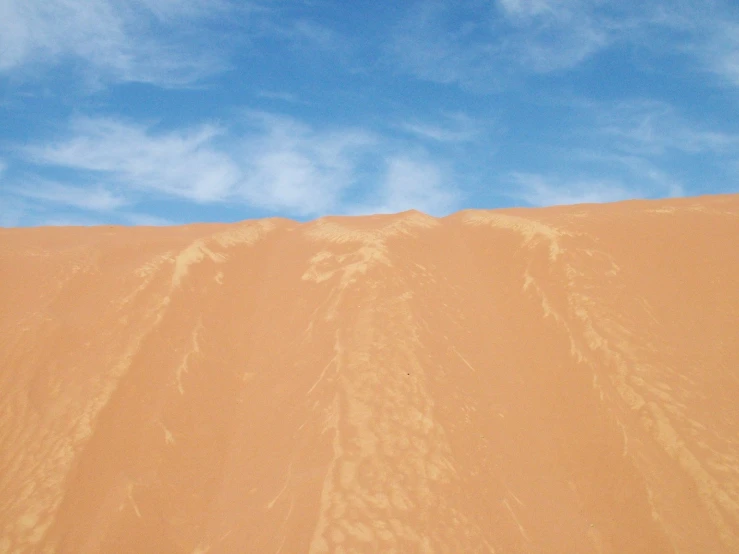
[{"x1": 1, "y1": 194, "x2": 738, "y2": 553}]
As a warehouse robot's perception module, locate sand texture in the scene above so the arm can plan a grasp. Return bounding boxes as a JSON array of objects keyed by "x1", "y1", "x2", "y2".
[{"x1": 1, "y1": 194, "x2": 738, "y2": 553}]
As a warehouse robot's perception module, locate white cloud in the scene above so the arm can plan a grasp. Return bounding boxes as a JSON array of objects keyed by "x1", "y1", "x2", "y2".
[
  {"x1": 11, "y1": 181, "x2": 129, "y2": 211},
  {"x1": 398, "y1": 113, "x2": 480, "y2": 142},
  {"x1": 26, "y1": 115, "x2": 377, "y2": 216},
  {"x1": 15, "y1": 113, "x2": 462, "y2": 219},
  {"x1": 350, "y1": 156, "x2": 459, "y2": 216},
  {"x1": 498, "y1": 0, "x2": 558, "y2": 19},
  {"x1": 614, "y1": 3, "x2": 739, "y2": 90},
  {"x1": 236, "y1": 113, "x2": 376, "y2": 215},
  {"x1": 390, "y1": 0, "x2": 614, "y2": 89},
  {"x1": 495, "y1": 0, "x2": 610, "y2": 72},
  {"x1": 508, "y1": 172, "x2": 639, "y2": 206},
  {"x1": 0, "y1": 0, "x2": 234, "y2": 85},
  {"x1": 0, "y1": 186, "x2": 177, "y2": 226},
  {"x1": 701, "y1": 21, "x2": 739, "y2": 88},
  {"x1": 634, "y1": 3, "x2": 739, "y2": 89},
  {"x1": 285, "y1": 20, "x2": 341, "y2": 51},
  {"x1": 26, "y1": 117, "x2": 241, "y2": 202},
  {"x1": 585, "y1": 153, "x2": 685, "y2": 198},
  {"x1": 715, "y1": 49, "x2": 739, "y2": 86},
  {"x1": 25, "y1": 114, "x2": 374, "y2": 216},
  {"x1": 391, "y1": 0, "x2": 739, "y2": 91},
  {"x1": 530, "y1": 100, "x2": 700, "y2": 205},
  {"x1": 596, "y1": 100, "x2": 739, "y2": 155},
  {"x1": 390, "y1": 3, "x2": 500, "y2": 89}
]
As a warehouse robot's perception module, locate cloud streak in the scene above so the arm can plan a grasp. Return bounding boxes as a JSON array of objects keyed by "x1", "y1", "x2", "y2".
[
  {"x1": 390, "y1": 0, "x2": 739, "y2": 91},
  {"x1": 27, "y1": 118, "x2": 241, "y2": 202},
  {"x1": 235, "y1": 113, "x2": 377, "y2": 215},
  {"x1": 10, "y1": 181, "x2": 129, "y2": 211},
  {"x1": 495, "y1": 0, "x2": 611, "y2": 72},
  {"x1": 12, "y1": 113, "x2": 461, "y2": 222},
  {"x1": 351, "y1": 156, "x2": 458, "y2": 215},
  {"x1": 699, "y1": 20, "x2": 739, "y2": 88},
  {"x1": 595, "y1": 100, "x2": 739, "y2": 155},
  {"x1": 397, "y1": 112, "x2": 481, "y2": 143},
  {"x1": 498, "y1": 97, "x2": 730, "y2": 207},
  {"x1": 0, "y1": 0, "x2": 240, "y2": 86},
  {"x1": 389, "y1": 0, "x2": 614, "y2": 90},
  {"x1": 507, "y1": 172, "x2": 639, "y2": 207}
]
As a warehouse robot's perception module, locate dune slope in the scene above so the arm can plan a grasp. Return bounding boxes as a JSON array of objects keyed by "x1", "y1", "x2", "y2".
[{"x1": 1, "y1": 194, "x2": 738, "y2": 553}]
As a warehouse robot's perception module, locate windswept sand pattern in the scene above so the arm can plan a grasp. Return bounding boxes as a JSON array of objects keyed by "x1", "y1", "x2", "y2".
[
  {"x1": 484, "y1": 204, "x2": 739, "y2": 551},
  {"x1": 304, "y1": 211, "x2": 439, "y2": 245},
  {"x1": 0, "y1": 273, "x2": 172, "y2": 553},
  {"x1": 0, "y1": 195, "x2": 737, "y2": 553},
  {"x1": 461, "y1": 210, "x2": 566, "y2": 261},
  {"x1": 301, "y1": 212, "x2": 439, "y2": 320},
  {"x1": 0, "y1": 221, "x2": 280, "y2": 553},
  {"x1": 303, "y1": 245, "x2": 488, "y2": 553},
  {"x1": 171, "y1": 220, "x2": 279, "y2": 290}
]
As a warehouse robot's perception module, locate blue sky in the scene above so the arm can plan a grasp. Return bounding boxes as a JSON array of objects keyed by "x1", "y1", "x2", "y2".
[{"x1": 1, "y1": 0, "x2": 738, "y2": 226}]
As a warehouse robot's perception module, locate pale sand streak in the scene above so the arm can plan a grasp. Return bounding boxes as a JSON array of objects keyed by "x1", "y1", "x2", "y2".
[
  {"x1": 463, "y1": 208, "x2": 739, "y2": 550},
  {"x1": 303, "y1": 215, "x2": 489, "y2": 553}
]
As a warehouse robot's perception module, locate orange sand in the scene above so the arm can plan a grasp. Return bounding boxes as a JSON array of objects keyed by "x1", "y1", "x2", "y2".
[{"x1": 1, "y1": 194, "x2": 738, "y2": 553}]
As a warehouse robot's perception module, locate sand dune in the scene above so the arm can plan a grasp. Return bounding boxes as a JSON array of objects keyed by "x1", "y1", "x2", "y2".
[{"x1": 1, "y1": 194, "x2": 738, "y2": 553}]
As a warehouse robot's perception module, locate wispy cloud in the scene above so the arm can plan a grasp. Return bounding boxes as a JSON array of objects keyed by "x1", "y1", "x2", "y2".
[
  {"x1": 390, "y1": 0, "x2": 615, "y2": 89},
  {"x1": 501, "y1": 96, "x2": 727, "y2": 207},
  {"x1": 699, "y1": 20, "x2": 739, "y2": 88},
  {"x1": 0, "y1": 0, "x2": 240, "y2": 86},
  {"x1": 391, "y1": 0, "x2": 739, "y2": 91},
  {"x1": 596, "y1": 100, "x2": 739, "y2": 156},
  {"x1": 501, "y1": 98, "x2": 716, "y2": 207},
  {"x1": 390, "y1": 2, "x2": 502, "y2": 89},
  {"x1": 235, "y1": 113, "x2": 376, "y2": 215},
  {"x1": 397, "y1": 112, "x2": 480, "y2": 143},
  {"x1": 350, "y1": 155, "x2": 459, "y2": 215},
  {"x1": 10, "y1": 181, "x2": 129, "y2": 211},
  {"x1": 497, "y1": 0, "x2": 555, "y2": 19},
  {"x1": 256, "y1": 90, "x2": 306, "y2": 104},
  {"x1": 494, "y1": 0, "x2": 611, "y2": 72},
  {"x1": 507, "y1": 172, "x2": 639, "y2": 207},
  {"x1": 584, "y1": 153, "x2": 685, "y2": 197},
  {"x1": 26, "y1": 117, "x2": 241, "y2": 202},
  {"x1": 12, "y1": 112, "x2": 460, "y2": 220},
  {"x1": 498, "y1": 96, "x2": 731, "y2": 208},
  {"x1": 284, "y1": 20, "x2": 342, "y2": 51}
]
